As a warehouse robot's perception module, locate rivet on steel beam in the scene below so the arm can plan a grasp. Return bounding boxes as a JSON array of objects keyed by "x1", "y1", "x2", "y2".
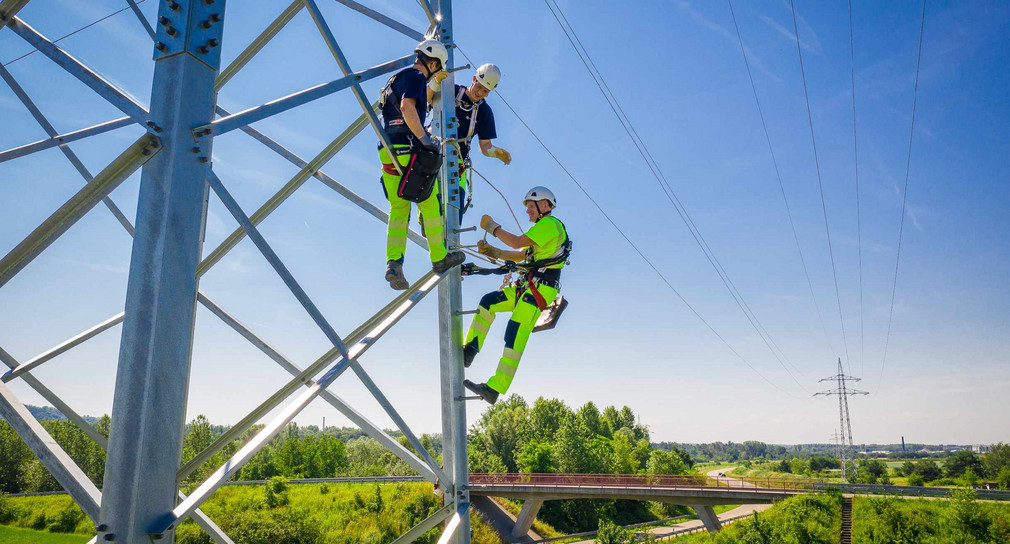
[
  {"x1": 207, "y1": 38, "x2": 219, "y2": 48},
  {"x1": 168, "y1": 1, "x2": 181, "y2": 11},
  {"x1": 155, "y1": 42, "x2": 167, "y2": 51},
  {"x1": 96, "y1": 524, "x2": 108, "y2": 532},
  {"x1": 197, "y1": 46, "x2": 209, "y2": 54},
  {"x1": 141, "y1": 148, "x2": 151, "y2": 156},
  {"x1": 158, "y1": 16, "x2": 170, "y2": 26},
  {"x1": 103, "y1": 534, "x2": 116, "y2": 542},
  {"x1": 209, "y1": 13, "x2": 221, "y2": 22},
  {"x1": 204, "y1": 0, "x2": 215, "y2": 4},
  {"x1": 191, "y1": 147, "x2": 201, "y2": 154},
  {"x1": 166, "y1": 26, "x2": 178, "y2": 37},
  {"x1": 145, "y1": 121, "x2": 162, "y2": 133},
  {"x1": 198, "y1": 157, "x2": 209, "y2": 163}
]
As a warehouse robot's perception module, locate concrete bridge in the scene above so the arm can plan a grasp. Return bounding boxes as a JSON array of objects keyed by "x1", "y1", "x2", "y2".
[{"x1": 466, "y1": 473, "x2": 813, "y2": 538}]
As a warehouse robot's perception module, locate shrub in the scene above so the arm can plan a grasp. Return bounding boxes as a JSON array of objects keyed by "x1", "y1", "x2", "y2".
[
  {"x1": 225, "y1": 507, "x2": 322, "y2": 544},
  {"x1": 907, "y1": 473, "x2": 925, "y2": 486},
  {"x1": 46, "y1": 507, "x2": 84, "y2": 533},
  {"x1": 595, "y1": 518, "x2": 632, "y2": 544},
  {"x1": 996, "y1": 466, "x2": 1010, "y2": 491},
  {"x1": 264, "y1": 476, "x2": 290, "y2": 508}
]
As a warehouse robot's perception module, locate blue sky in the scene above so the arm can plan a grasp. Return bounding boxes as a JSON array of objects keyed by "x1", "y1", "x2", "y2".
[{"x1": 1, "y1": 0, "x2": 1007, "y2": 446}]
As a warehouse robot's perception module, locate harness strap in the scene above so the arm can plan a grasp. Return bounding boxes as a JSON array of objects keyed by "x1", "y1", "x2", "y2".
[
  {"x1": 525, "y1": 271, "x2": 548, "y2": 311},
  {"x1": 456, "y1": 86, "x2": 480, "y2": 143}
]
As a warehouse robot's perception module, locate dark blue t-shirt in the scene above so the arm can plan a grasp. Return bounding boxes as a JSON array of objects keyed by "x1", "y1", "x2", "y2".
[
  {"x1": 381, "y1": 67, "x2": 428, "y2": 145},
  {"x1": 454, "y1": 84, "x2": 496, "y2": 161}
]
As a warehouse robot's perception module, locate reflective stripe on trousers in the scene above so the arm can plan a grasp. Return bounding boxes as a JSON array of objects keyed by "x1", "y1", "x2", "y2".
[
  {"x1": 463, "y1": 283, "x2": 560, "y2": 394},
  {"x1": 379, "y1": 145, "x2": 446, "y2": 263}
]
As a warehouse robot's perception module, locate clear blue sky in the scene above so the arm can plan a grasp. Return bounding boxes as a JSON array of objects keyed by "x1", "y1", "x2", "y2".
[{"x1": 1, "y1": 0, "x2": 1007, "y2": 446}]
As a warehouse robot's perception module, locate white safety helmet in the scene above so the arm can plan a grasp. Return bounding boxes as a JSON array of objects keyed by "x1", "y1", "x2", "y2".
[
  {"x1": 415, "y1": 39, "x2": 449, "y2": 71},
  {"x1": 475, "y1": 63, "x2": 501, "y2": 91},
  {"x1": 523, "y1": 186, "x2": 557, "y2": 209}
]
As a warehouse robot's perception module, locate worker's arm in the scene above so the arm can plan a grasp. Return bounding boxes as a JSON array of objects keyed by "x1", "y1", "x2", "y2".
[
  {"x1": 499, "y1": 249, "x2": 526, "y2": 261},
  {"x1": 480, "y1": 139, "x2": 512, "y2": 165},
  {"x1": 492, "y1": 228, "x2": 534, "y2": 250},
  {"x1": 400, "y1": 97, "x2": 427, "y2": 139}
]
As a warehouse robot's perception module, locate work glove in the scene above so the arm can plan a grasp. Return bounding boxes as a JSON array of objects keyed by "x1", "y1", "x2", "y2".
[
  {"x1": 480, "y1": 214, "x2": 501, "y2": 236},
  {"x1": 427, "y1": 69, "x2": 448, "y2": 91},
  {"x1": 492, "y1": 147, "x2": 512, "y2": 165},
  {"x1": 417, "y1": 132, "x2": 439, "y2": 151},
  {"x1": 477, "y1": 240, "x2": 502, "y2": 260}
]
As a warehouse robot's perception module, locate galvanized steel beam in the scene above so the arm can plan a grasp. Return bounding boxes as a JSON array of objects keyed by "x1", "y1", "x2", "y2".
[
  {"x1": 214, "y1": 0, "x2": 304, "y2": 91},
  {"x1": 0, "y1": 116, "x2": 134, "y2": 163},
  {"x1": 0, "y1": 134, "x2": 158, "y2": 289},
  {"x1": 160, "y1": 270, "x2": 446, "y2": 533},
  {"x1": 196, "y1": 109, "x2": 369, "y2": 275},
  {"x1": 6, "y1": 17, "x2": 149, "y2": 123},
  {"x1": 98, "y1": 0, "x2": 225, "y2": 541},
  {"x1": 389, "y1": 502, "x2": 456, "y2": 544},
  {"x1": 0, "y1": 0, "x2": 30, "y2": 25},
  {"x1": 195, "y1": 292, "x2": 438, "y2": 483},
  {"x1": 2, "y1": 313, "x2": 124, "y2": 383},
  {"x1": 216, "y1": 105, "x2": 427, "y2": 248},
  {"x1": 178, "y1": 270, "x2": 441, "y2": 480},
  {"x1": 0, "y1": 383, "x2": 102, "y2": 522},
  {"x1": 332, "y1": 0, "x2": 424, "y2": 41},
  {"x1": 124, "y1": 0, "x2": 156, "y2": 41},
  {"x1": 194, "y1": 55, "x2": 412, "y2": 138}
]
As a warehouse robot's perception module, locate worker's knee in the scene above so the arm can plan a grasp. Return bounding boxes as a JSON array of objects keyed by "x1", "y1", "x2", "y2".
[{"x1": 480, "y1": 290, "x2": 508, "y2": 309}]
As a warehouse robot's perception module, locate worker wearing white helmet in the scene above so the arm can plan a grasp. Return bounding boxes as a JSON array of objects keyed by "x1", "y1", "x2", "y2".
[
  {"x1": 377, "y1": 39, "x2": 463, "y2": 290},
  {"x1": 461, "y1": 186, "x2": 571, "y2": 404},
  {"x1": 428, "y1": 62, "x2": 512, "y2": 221}
]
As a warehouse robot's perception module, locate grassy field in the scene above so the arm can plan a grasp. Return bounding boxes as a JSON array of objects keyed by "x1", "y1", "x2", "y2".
[
  {"x1": 2, "y1": 482, "x2": 504, "y2": 544},
  {"x1": 673, "y1": 493, "x2": 842, "y2": 543},
  {"x1": 728, "y1": 463, "x2": 822, "y2": 481},
  {"x1": 0, "y1": 525, "x2": 92, "y2": 544}
]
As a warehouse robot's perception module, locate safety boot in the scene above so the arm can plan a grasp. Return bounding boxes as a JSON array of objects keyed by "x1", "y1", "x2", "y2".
[
  {"x1": 464, "y1": 379, "x2": 499, "y2": 405},
  {"x1": 463, "y1": 340, "x2": 479, "y2": 368},
  {"x1": 432, "y1": 251, "x2": 464, "y2": 274},
  {"x1": 385, "y1": 260, "x2": 409, "y2": 290}
]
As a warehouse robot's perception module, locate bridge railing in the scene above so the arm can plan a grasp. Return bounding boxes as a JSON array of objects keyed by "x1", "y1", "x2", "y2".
[{"x1": 469, "y1": 473, "x2": 821, "y2": 492}]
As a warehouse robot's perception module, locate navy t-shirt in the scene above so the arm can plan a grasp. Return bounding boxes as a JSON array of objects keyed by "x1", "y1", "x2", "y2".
[
  {"x1": 381, "y1": 67, "x2": 428, "y2": 145},
  {"x1": 454, "y1": 84, "x2": 496, "y2": 161}
]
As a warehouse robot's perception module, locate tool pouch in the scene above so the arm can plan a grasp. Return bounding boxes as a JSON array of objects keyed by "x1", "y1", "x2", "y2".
[{"x1": 397, "y1": 145, "x2": 442, "y2": 202}]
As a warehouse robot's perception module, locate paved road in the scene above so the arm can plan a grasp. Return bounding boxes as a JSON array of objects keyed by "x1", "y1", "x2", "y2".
[{"x1": 564, "y1": 468, "x2": 770, "y2": 543}]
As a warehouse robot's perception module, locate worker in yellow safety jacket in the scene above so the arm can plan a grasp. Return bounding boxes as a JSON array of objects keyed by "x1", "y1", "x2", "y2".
[{"x1": 463, "y1": 186, "x2": 569, "y2": 404}]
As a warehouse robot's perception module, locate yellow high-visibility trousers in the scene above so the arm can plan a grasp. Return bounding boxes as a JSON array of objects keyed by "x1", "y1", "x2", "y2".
[
  {"x1": 379, "y1": 145, "x2": 447, "y2": 263},
  {"x1": 464, "y1": 282, "x2": 559, "y2": 394}
]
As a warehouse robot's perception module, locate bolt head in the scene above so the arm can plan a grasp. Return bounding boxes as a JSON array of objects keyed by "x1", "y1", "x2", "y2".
[{"x1": 155, "y1": 42, "x2": 167, "y2": 51}]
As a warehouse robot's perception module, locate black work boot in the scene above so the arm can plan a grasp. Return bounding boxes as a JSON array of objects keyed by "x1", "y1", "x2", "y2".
[
  {"x1": 385, "y1": 260, "x2": 409, "y2": 290},
  {"x1": 464, "y1": 379, "x2": 499, "y2": 405},
  {"x1": 463, "y1": 340, "x2": 479, "y2": 368},
  {"x1": 432, "y1": 251, "x2": 464, "y2": 274}
]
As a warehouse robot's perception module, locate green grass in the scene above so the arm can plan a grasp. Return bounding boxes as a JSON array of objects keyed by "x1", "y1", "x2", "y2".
[
  {"x1": 693, "y1": 463, "x2": 739, "y2": 474},
  {"x1": 852, "y1": 491, "x2": 1010, "y2": 543},
  {"x1": 672, "y1": 493, "x2": 842, "y2": 543},
  {"x1": 491, "y1": 497, "x2": 563, "y2": 538},
  {"x1": 0, "y1": 525, "x2": 92, "y2": 544},
  {"x1": 0, "y1": 494, "x2": 93, "y2": 535}
]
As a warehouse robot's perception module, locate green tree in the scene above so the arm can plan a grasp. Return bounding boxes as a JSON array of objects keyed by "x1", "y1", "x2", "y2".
[
  {"x1": 646, "y1": 449, "x2": 686, "y2": 476},
  {"x1": 595, "y1": 518, "x2": 631, "y2": 544},
  {"x1": 530, "y1": 397, "x2": 571, "y2": 442},
  {"x1": 0, "y1": 422, "x2": 31, "y2": 493},
  {"x1": 518, "y1": 441, "x2": 555, "y2": 473},
  {"x1": 469, "y1": 395, "x2": 530, "y2": 472},
  {"x1": 945, "y1": 449, "x2": 984, "y2": 479},
  {"x1": 984, "y1": 442, "x2": 1010, "y2": 479},
  {"x1": 907, "y1": 472, "x2": 925, "y2": 486},
  {"x1": 554, "y1": 414, "x2": 596, "y2": 473},
  {"x1": 789, "y1": 458, "x2": 807, "y2": 476},
  {"x1": 632, "y1": 439, "x2": 651, "y2": 472},
  {"x1": 913, "y1": 459, "x2": 943, "y2": 482},
  {"x1": 995, "y1": 466, "x2": 1010, "y2": 490},
  {"x1": 610, "y1": 433, "x2": 637, "y2": 474},
  {"x1": 578, "y1": 402, "x2": 609, "y2": 438}
]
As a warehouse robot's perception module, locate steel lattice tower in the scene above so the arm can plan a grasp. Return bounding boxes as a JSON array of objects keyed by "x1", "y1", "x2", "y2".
[
  {"x1": 814, "y1": 358, "x2": 868, "y2": 483},
  {"x1": 0, "y1": 1, "x2": 475, "y2": 543}
]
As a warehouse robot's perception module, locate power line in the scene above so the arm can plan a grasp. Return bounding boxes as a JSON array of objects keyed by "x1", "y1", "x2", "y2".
[
  {"x1": 543, "y1": 0, "x2": 808, "y2": 391},
  {"x1": 879, "y1": 0, "x2": 927, "y2": 393},
  {"x1": 454, "y1": 45, "x2": 799, "y2": 399},
  {"x1": 2, "y1": 1, "x2": 149, "y2": 67},
  {"x1": 789, "y1": 0, "x2": 851, "y2": 371},
  {"x1": 726, "y1": 0, "x2": 837, "y2": 363},
  {"x1": 848, "y1": 0, "x2": 866, "y2": 377}
]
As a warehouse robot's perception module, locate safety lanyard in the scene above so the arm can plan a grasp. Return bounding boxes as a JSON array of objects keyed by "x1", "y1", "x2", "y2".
[{"x1": 456, "y1": 87, "x2": 480, "y2": 142}]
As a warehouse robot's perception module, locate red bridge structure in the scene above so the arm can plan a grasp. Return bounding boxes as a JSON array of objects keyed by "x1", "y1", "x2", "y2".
[{"x1": 467, "y1": 473, "x2": 818, "y2": 537}]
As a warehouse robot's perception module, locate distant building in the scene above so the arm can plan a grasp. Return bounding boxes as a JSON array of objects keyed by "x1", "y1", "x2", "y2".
[{"x1": 972, "y1": 444, "x2": 991, "y2": 454}]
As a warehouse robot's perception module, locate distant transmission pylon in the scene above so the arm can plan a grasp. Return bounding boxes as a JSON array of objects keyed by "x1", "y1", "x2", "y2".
[{"x1": 814, "y1": 358, "x2": 868, "y2": 483}]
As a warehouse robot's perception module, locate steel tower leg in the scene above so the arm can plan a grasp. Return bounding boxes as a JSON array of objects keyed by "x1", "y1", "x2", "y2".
[
  {"x1": 434, "y1": 1, "x2": 470, "y2": 543},
  {"x1": 98, "y1": 1, "x2": 226, "y2": 543}
]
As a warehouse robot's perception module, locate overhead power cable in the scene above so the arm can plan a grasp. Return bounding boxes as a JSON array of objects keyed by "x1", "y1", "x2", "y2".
[
  {"x1": 789, "y1": 0, "x2": 852, "y2": 371},
  {"x1": 726, "y1": 0, "x2": 837, "y2": 362},
  {"x1": 1, "y1": 1, "x2": 149, "y2": 67},
  {"x1": 879, "y1": 0, "x2": 927, "y2": 392},
  {"x1": 454, "y1": 46, "x2": 798, "y2": 399},
  {"x1": 543, "y1": 0, "x2": 808, "y2": 390},
  {"x1": 848, "y1": 0, "x2": 866, "y2": 377}
]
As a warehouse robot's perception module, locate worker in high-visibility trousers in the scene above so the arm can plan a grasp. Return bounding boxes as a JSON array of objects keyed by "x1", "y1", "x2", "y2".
[
  {"x1": 463, "y1": 187, "x2": 569, "y2": 404},
  {"x1": 427, "y1": 63, "x2": 512, "y2": 222},
  {"x1": 378, "y1": 39, "x2": 464, "y2": 290}
]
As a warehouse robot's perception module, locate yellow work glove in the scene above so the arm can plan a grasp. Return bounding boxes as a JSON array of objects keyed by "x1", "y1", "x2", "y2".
[
  {"x1": 477, "y1": 240, "x2": 502, "y2": 260},
  {"x1": 492, "y1": 147, "x2": 512, "y2": 165},
  {"x1": 480, "y1": 214, "x2": 501, "y2": 236},
  {"x1": 428, "y1": 70, "x2": 448, "y2": 91}
]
